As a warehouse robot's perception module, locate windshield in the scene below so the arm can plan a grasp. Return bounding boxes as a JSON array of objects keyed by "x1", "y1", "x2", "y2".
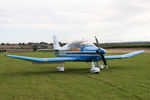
[{"x1": 67, "y1": 41, "x2": 94, "y2": 50}]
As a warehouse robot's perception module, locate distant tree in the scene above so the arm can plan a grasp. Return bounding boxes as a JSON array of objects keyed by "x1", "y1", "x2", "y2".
[
  {"x1": 40, "y1": 45, "x2": 48, "y2": 49},
  {"x1": 39, "y1": 42, "x2": 48, "y2": 44},
  {"x1": 19, "y1": 43, "x2": 25, "y2": 45},
  {"x1": 32, "y1": 44, "x2": 38, "y2": 52},
  {"x1": 1, "y1": 43, "x2": 5, "y2": 45},
  {"x1": 0, "y1": 49, "x2": 7, "y2": 52},
  {"x1": 50, "y1": 43, "x2": 53, "y2": 45},
  {"x1": 2, "y1": 50, "x2": 6, "y2": 52},
  {"x1": 28, "y1": 42, "x2": 33, "y2": 45},
  {"x1": 59, "y1": 42, "x2": 66, "y2": 47},
  {"x1": 19, "y1": 43, "x2": 22, "y2": 45}
]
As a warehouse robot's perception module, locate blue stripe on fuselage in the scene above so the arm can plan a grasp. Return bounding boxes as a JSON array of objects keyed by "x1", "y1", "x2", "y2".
[{"x1": 55, "y1": 52, "x2": 101, "y2": 62}]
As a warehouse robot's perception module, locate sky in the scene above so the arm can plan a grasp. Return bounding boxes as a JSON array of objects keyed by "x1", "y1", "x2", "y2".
[{"x1": 0, "y1": 0, "x2": 150, "y2": 43}]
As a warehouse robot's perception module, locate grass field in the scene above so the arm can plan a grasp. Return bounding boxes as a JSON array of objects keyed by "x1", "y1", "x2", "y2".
[{"x1": 0, "y1": 52, "x2": 150, "y2": 100}]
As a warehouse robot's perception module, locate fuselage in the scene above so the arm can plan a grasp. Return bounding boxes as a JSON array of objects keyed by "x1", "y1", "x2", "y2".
[{"x1": 54, "y1": 41, "x2": 106, "y2": 62}]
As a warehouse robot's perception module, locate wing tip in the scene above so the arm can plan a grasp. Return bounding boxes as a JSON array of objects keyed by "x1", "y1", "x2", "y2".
[{"x1": 137, "y1": 50, "x2": 146, "y2": 54}]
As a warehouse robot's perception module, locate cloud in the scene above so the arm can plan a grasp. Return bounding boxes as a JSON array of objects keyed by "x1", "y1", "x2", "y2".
[{"x1": 0, "y1": 0, "x2": 150, "y2": 43}]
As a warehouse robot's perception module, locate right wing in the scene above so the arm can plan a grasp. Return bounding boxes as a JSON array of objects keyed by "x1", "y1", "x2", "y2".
[{"x1": 105, "y1": 50, "x2": 145, "y2": 60}]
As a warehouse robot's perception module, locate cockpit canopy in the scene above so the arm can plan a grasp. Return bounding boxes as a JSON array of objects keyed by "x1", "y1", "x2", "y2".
[{"x1": 66, "y1": 41, "x2": 95, "y2": 51}]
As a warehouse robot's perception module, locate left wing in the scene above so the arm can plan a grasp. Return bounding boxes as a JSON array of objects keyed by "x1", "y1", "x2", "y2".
[
  {"x1": 6, "y1": 54, "x2": 78, "y2": 63},
  {"x1": 105, "y1": 50, "x2": 145, "y2": 60}
]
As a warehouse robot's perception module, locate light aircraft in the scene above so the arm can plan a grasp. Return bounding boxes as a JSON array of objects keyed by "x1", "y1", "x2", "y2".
[{"x1": 6, "y1": 36, "x2": 145, "y2": 74}]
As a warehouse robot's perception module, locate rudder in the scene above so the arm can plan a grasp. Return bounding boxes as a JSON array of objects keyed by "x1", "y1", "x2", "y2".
[{"x1": 53, "y1": 35, "x2": 61, "y2": 49}]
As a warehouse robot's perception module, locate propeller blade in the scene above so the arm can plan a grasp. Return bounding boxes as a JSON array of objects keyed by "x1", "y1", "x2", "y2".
[
  {"x1": 95, "y1": 36, "x2": 108, "y2": 68},
  {"x1": 95, "y1": 36, "x2": 101, "y2": 49},
  {"x1": 100, "y1": 54, "x2": 107, "y2": 66}
]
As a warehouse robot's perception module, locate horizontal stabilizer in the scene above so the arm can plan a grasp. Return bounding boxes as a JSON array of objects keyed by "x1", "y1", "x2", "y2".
[{"x1": 36, "y1": 49, "x2": 57, "y2": 52}]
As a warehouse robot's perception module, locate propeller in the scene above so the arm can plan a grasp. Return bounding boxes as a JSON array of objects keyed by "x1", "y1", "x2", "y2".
[{"x1": 95, "y1": 36, "x2": 108, "y2": 68}]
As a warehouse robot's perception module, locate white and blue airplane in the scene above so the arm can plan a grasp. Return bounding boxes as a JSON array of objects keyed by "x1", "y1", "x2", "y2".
[{"x1": 6, "y1": 36, "x2": 145, "y2": 74}]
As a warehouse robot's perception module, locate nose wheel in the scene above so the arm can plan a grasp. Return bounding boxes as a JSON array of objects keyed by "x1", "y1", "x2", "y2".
[{"x1": 95, "y1": 62, "x2": 104, "y2": 69}]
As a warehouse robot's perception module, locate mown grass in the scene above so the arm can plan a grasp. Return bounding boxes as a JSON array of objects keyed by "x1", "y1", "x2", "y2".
[{"x1": 0, "y1": 52, "x2": 150, "y2": 100}]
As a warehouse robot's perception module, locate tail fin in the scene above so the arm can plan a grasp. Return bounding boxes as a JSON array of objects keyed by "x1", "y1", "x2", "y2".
[{"x1": 53, "y1": 35, "x2": 61, "y2": 49}]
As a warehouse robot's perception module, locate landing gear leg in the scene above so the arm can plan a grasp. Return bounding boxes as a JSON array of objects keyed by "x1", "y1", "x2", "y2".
[
  {"x1": 90, "y1": 62, "x2": 100, "y2": 74},
  {"x1": 57, "y1": 62, "x2": 65, "y2": 72},
  {"x1": 96, "y1": 62, "x2": 104, "y2": 69}
]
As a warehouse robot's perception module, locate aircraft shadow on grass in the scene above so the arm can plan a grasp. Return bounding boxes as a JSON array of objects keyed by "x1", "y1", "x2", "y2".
[
  {"x1": 0, "y1": 68, "x2": 91, "y2": 78},
  {"x1": 0, "y1": 65, "x2": 128, "y2": 78}
]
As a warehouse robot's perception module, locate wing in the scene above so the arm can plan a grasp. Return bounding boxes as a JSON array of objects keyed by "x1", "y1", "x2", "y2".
[
  {"x1": 105, "y1": 50, "x2": 145, "y2": 60},
  {"x1": 6, "y1": 54, "x2": 78, "y2": 63}
]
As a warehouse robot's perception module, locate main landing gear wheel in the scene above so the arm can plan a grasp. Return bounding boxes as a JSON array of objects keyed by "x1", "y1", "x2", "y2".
[
  {"x1": 57, "y1": 66, "x2": 64, "y2": 72},
  {"x1": 90, "y1": 67, "x2": 100, "y2": 74},
  {"x1": 90, "y1": 62, "x2": 100, "y2": 74},
  {"x1": 57, "y1": 62, "x2": 65, "y2": 72}
]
